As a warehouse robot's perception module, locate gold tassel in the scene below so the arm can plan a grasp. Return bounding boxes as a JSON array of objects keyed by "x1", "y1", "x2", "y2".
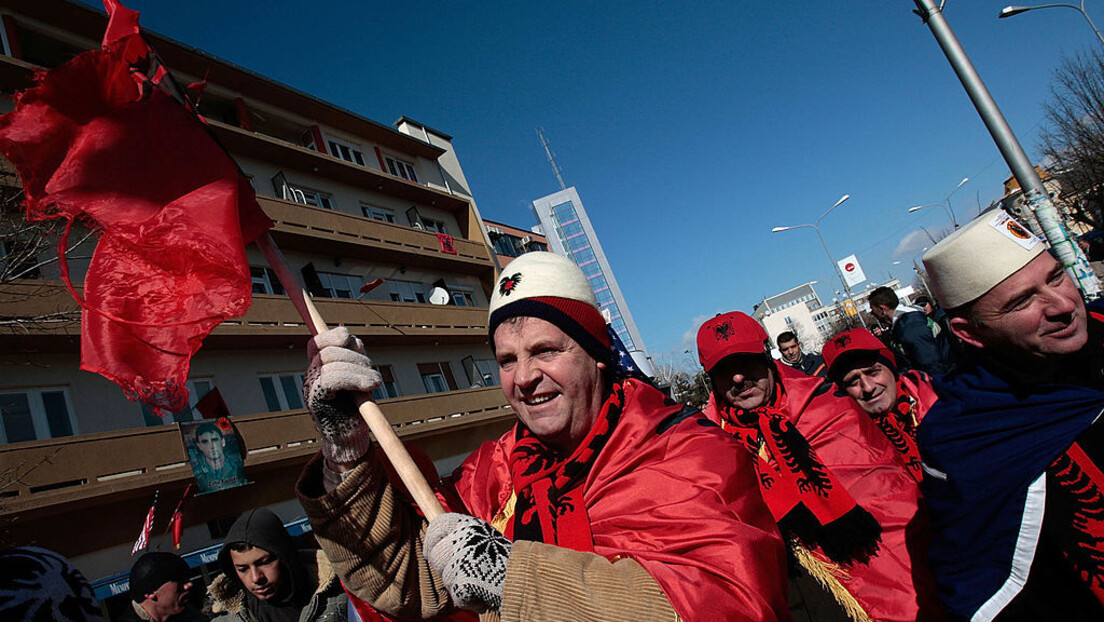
[
  {"x1": 791, "y1": 542, "x2": 872, "y2": 622},
  {"x1": 491, "y1": 491, "x2": 517, "y2": 535}
]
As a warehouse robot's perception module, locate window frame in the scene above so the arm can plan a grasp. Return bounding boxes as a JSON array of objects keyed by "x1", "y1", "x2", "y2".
[
  {"x1": 384, "y1": 156, "x2": 419, "y2": 182},
  {"x1": 258, "y1": 372, "x2": 306, "y2": 412},
  {"x1": 361, "y1": 204, "x2": 396, "y2": 223},
  {"x1": 372, "y1": 365, "x2": 401, "y2": 401},
  {"x1": 326, "y1": 136, "x2": 366, "y2": 166},
  {"x1": 0, "y1": 387, "x2": 79, "y2": 444}
]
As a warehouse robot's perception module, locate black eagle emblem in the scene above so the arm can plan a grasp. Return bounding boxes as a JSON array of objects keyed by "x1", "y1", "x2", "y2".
[
  {"x1": 499, "y1": 272, "x2": 522, "y2": 296},
  {"x1": 713, "y1": 321, "x2": 733, "y2": 341},
  {"x1": 834, "y1": 334, "x2": 852, "y2": 349}
]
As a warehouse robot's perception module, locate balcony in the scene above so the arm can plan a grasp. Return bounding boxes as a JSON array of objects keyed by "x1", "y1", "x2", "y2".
[
  {"x1": 0, "y1": 281, "x2": 491, "y2": 347},
  {"x1": 0, "y1": 386, "x2": 513, "y2": 519},
  {"x1": 260, "y1": 196, "x2": 495, "y2": 276}
]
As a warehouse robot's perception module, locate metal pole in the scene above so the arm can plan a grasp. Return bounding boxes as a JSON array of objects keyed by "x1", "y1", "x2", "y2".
[
  {"x1": 913, "y1": 0, "x2": 1101, "y2": 298},
  {"x1": 813, "y1": 225, "x2": 868, "y2": 327}
]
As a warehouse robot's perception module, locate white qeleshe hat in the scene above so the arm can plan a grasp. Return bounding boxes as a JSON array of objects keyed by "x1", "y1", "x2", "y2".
[
  {"x1": 488, "y1": 252, "x2": 612, "y2": 363},
  {"x1": 921, "y1": 210, "x2": 1045, "y2": 309}
]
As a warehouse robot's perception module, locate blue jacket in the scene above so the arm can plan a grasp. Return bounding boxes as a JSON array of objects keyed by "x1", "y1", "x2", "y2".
[{"x1": 892, "y1": 309, "x2": 954, "y2": 375}]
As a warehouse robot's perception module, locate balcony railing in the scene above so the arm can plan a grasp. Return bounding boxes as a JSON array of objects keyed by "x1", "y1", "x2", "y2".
[
  {"x1": 260, "y1": 196, "x2": 494, "y2": 272},
  {"x1": 0, "y1": 387, "x2": 512, "y2": 516},
  {"x1": 0, "y1": 282, "x2": 490, "y2": 342}
]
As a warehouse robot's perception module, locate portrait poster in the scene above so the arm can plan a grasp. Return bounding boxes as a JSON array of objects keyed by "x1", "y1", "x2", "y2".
[{"x1": 180, "y1": 418, "x2": 249, "y2": 494}]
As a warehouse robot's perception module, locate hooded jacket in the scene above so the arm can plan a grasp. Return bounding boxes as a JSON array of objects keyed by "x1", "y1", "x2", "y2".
[{"x1": 209, "y1": 509, "x2": 346, "y2": 622}]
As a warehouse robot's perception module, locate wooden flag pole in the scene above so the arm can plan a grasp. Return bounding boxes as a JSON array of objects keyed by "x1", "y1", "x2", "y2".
[{"x1": 256, "y1": 233, "x2": 445, "y2": 520}]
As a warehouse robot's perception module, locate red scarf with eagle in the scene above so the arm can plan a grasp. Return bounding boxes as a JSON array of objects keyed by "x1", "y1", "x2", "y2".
[
  {"x1": 504, "y1": 382, "x2": 626, "y2": 551},
  {"x1": 716, "y1": 378, "x2": 882, "y2": 565}
]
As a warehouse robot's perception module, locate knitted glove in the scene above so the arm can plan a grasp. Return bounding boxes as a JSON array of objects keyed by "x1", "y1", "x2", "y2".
[
  {"x1": 424, "y1": 513, "x2": 512, "y2": 613},
  {"x1": 303, "y1": 326, "x2": 383, "y2": 465}
]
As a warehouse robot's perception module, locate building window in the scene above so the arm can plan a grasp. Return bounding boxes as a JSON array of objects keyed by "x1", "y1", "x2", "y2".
[
  {"x1": 461, "y1": 356, "x2": 499, "y2": 388},
  {"x1": 141, "y1": 379, "x2": 213, "y2": 427},
  {"x1": 327, "y1": 137, "x2": 366, "y2": 166},
  {"x1": 295, "y1": 187, "x2": 335, "y2": 210},
  {"x1": 250, "y1": 267, "x2": 286, "y2": 295},
  {"x1": 388, "y1": 280, "x2": 427, "y2": 303},
  {"x1": 259, "y1": 373, "x2": 304, "y2": 412},
  {"x1": 421, "y1": 218, "x2": 448, "y2": 234},
  {"x1": 418, "y1": 362, "x2": 457, "y2": 394},
  {"x1": 385, "y1": 156, "x2": 419, "y2": 182},
  {"x1": 316, "y1": 272, "x2": 361, "y2": 299},
  {"x1": 361, "y1": 204, "x2": 396, "y2": 223},
  {"x1": 450, "y1": 288, "x2": 475, "y2": 306},
  {"x1": 0, "y1": 388, "x2": 77, "y2": 444},
  {"x1": 372, "y1": 365, "x2": 400, "y2": 401}
]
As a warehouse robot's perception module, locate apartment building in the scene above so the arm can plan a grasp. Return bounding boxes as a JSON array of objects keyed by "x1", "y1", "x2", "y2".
[{"x1": 0, "y1": 1, "x2": 513, "y2": 615}]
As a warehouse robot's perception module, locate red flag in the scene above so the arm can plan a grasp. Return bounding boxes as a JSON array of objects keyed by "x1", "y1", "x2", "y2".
[
  {"x1": 132, "y1": 491, "x2": 158, "y2": 556},
  {"x1": 170, "y1": 509, "x2": 183, "y2": 549},
  {"x1": 0, "y1": 1, "x2": 273, "y2": 413},
  {"x1": 436, "y1": 232, "x2": 457, "y2": 254}
]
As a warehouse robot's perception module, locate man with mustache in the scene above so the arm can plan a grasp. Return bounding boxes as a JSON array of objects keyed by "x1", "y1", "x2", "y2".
[
  {"x1": 697, "y1": 312, "x2": 940, "y2": 621},
  {"x1": 918, "y1": 211, "x2": 1104, "y2": 620}
]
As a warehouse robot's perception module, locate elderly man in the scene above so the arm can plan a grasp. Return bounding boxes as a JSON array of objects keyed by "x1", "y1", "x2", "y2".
[
  {"x1": 919, "y1": 211, "x2": 1104, "y2": 620},
  {"x1": 294, "y1": 252, "x2": 787, "y2": 622},
  {"x1": 125, "y1": 552, "x2": 207, "y2": 622},
  {"x1": 697, "y1": 311, "x2": 940, "y2": 621},
  {"x1": 821, "y1": 327, "x2": 939, "y2": 480},
  {"x1": 776, "y1": 330, "x2": 827, "y2": 377}
]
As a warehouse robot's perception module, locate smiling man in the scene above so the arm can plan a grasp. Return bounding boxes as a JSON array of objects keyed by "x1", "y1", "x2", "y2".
[
  {"x1": 208, "y1": 508, "x2": 346, "y2": 622},
  {"x1": 821, "y1": 327, "x2": 938, "y2": 479},
  {"x1": 918, "y1": 211, "x2": 1104, "y2": 621},
  {"x1": 293, "y1": 252, "x2": 787, "y2": 622},
  {"x1": 697, "y1": 311, "x2": 941, "y2": 622}
]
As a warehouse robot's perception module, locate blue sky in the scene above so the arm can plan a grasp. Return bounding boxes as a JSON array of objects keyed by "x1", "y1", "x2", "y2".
[{"x1": 90, "y1": 0, "x2": 1101, "y2": 363}]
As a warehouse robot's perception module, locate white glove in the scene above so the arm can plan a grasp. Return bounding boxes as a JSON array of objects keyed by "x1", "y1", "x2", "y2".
[
  {"x1": 424, "y1": 513, "x2": 512, "y2": 613},
  {"x1": 302, "y1": 327, "x2": 382, "y2": 465}
]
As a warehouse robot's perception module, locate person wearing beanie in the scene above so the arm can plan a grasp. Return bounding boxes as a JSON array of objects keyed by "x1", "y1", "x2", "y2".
[
  {"x1": 917, "y1": 210, "x2": 1104, "y2": 620},
  {"x1": 822, "y1": 327, "x2": 939, "y2": 478},
  {"x1": 294, "y1": 252, "x2": 788, "y2": 622},
  {"x1": 124, "y1": 552, "x2": 207, "y2": 622},
  {"x1": 697, "y1": 311, "x2": 942, "y2": 622},
  {"x1": 0, "y1": 546, "x2": 103, "y2": 621},
  {"x1": 206, "y1": 508, "x2": 346, "y2": 622}
]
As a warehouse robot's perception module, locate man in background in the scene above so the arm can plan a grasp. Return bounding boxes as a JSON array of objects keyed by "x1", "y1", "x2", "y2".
[{"x1": 776, "y1": 330, "x2": 827, "y2": 377}]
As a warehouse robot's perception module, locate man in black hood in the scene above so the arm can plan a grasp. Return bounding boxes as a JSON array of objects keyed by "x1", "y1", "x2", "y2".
[{"x1": 209, "y1": 509, "x2": 345, "y2": 622}]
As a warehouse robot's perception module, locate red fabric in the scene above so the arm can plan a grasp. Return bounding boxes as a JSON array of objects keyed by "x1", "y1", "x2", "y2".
[
  {"x1": 0, "y1": 1, "x2": 273, "y2": 413},
  {"x1": 435, "y1": 232, "x2": 456, "y2": 254},
  {"x1": 704, "y1": 365, "x2": 942, "y2": 621},
  {"x1": 880, "y1": 370, "x2": 938, "y2": 481},
  {"x1": 448, "y1": 379, "x2": 788, "y2": 621},
  {"x1": 506, "y1": 384, "x2": 625, "y2": 551}
]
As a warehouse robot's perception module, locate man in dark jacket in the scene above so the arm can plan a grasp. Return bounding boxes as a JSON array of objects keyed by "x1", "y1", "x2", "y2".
[
  {"x1": 126, "y1": 552, "x2": 208, "y2": 622},
  {"x1": 869, "y1": 286, "x2": 955, "y2": 375},
  {"x1": 208, "y1": 508, "x2": 346, "y2": 622},
  {"x1": 919, "y1": 210, "x2": 1104, "y2": 620},
  {"x1": 775, "y1": 330, "x2": 827, "y2": 377}
]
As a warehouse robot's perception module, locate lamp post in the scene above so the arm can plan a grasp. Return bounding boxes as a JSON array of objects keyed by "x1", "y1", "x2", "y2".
[
  {"x1": 772, "y1": 194, "x2": 867, "y2": 327},
  {"x1": 906, "y1": 176, "x2": 968, "y2": 229},
  {"x1": 999, "y1": 2, "x2": 1104, "y2": 48}
]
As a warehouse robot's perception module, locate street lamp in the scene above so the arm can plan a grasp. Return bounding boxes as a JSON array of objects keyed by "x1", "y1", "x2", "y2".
[
  {"x1": 907, "y1": 176, "x2": 968, "y2": 229},
  {"x1": 772, "y1": 194, "x2": 867, "y2": 327},
  {"x1": 999, "y1": 2, "x2": 1104, "y2": 48}
]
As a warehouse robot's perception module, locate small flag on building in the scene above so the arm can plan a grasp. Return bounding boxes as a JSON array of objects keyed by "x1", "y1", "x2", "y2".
[
  {"x1": 165, "y1": 484, "x2": 192, "y2": 550},
  {"x1": 132, "y1": 491, "x2": 158, "y2": 556},
  {"x1": 436, "y1": 232, "x2": 457, "y2": 254}
]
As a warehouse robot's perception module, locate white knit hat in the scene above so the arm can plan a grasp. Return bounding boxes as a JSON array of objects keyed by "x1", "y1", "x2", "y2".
[
  {"x1": 922, "y1": 210, "x2": 1045, "y2": 309},
  {"x1": 488, "y1": 252, "x2": 611, "y2": 361}
]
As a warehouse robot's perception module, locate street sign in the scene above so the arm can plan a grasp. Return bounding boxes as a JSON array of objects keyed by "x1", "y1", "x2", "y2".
[
  {"x1": 837, "y1": 254, "x2": 867, "y2": 288},
  {"x1": 843, "y1": 300, "x2": 857, "y2": 316}
]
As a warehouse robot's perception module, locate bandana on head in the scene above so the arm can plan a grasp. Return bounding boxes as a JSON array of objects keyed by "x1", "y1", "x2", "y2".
[
  {"x1": 716, "y1": 375, "x2": 882, "y2": 565},
  {"x1": 506, "y1": 382, "x2": 625, "y2": 551}
]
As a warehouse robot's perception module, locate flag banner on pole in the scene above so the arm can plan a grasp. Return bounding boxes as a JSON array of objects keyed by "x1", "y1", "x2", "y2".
[
  {"x1": 436, "y1": 232, "x2": 457, "y2": 254},
  {"x1": 132, "y1": 491, "x2": 158, "y2": 556},
  {"x1": 837, "y1": 254, "x2": 867, "y2": 289},
  {"x1": 0, "y1": 0, "x2": 274, "y2": 415},
  {"x1": 164, "y1": 484, "x2": 192, "y2": 549}
]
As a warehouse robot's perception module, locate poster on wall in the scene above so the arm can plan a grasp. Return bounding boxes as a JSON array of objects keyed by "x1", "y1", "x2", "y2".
[{"x1": 180, "y1": 419, "x2": 249, "y2": 494}]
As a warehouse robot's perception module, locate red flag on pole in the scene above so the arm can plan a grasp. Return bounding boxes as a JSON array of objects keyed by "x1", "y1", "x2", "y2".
[
  {"x1": 132, "y1": 490, "x2": 158, "y2": 556},
  {"x1": 0, "y1": 1, "x2": 273, "y2": 414}
]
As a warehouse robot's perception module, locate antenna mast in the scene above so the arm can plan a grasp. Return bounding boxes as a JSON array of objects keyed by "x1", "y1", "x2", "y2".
[{"x1": 537, "y1": 127, "x2": 567, "y2": 191}]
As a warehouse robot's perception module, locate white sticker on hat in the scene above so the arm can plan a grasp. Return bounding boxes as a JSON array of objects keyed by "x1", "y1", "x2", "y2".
[{"x1": 988, "y1": 211, "x2": 1040, "y2": 250}]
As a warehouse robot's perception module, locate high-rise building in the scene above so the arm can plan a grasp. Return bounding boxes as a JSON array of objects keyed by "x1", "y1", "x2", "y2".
[
  {"x1": 531, "y1": 187, "x2": 652, "y2": 375},
  {"x1": 0, "y1": 1, "x2": 512, "y2": 616}
]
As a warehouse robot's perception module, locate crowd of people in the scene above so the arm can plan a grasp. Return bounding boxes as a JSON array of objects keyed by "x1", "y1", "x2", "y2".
[{"x1": 4, "y1": 208, "x2": 1102, "y2": 622}]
